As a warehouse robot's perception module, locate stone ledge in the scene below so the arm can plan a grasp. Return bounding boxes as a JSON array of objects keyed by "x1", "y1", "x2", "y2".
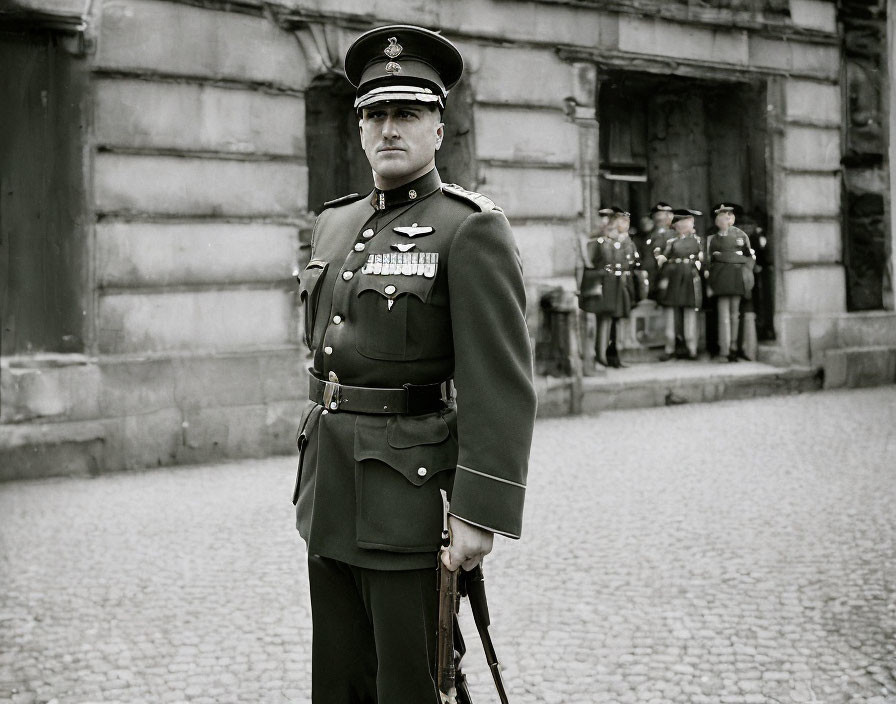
[
  {"x1": 537, "y1": 361, "x2": 823, "y2": 417},
  {"x1": 1, "y1": 349, "x2": 307, "y2": 424},
  {"x1": 809, "y1": 311, "x2": 896, "y2": 365},
  {"x1": 0, "y1": 420, "x2": 107, "y2": 482},
  {"x1": 0, "y1": 399, "x2": 301, "y2": 481},
  {"x1": 823, "y1": 347, "x2": 896, "y2": 390}
]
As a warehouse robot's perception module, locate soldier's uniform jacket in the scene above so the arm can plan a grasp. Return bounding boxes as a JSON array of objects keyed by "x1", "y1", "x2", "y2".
[
  {"x1": 580, "y1": 234, "x2": 641, "y2": 317},
  {"x1": 293, "y1": 168, "x2": 537, "y2": 570},
  {"x1": 656, "y1": 233, "x2": 704, "y2": 309},
  {"x1": 706, "y1": 226, "x2": 755, "y2": 298}
]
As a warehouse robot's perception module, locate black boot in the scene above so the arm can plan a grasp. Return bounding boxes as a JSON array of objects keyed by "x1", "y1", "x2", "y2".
[{"x1": 606, "y1": 341, "x2": 628, "y2": 368}]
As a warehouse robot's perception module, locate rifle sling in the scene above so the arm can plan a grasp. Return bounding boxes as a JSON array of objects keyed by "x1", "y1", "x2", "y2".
[{"x1": 465, "y1": 571, "x2": 510, "y2": 704}]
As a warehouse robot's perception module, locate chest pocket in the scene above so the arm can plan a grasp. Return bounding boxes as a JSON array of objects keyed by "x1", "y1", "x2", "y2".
[
  {"x1": 299, "y1": 260, "x2": 328, "y2": 349},
  {"x1": 354, "y1": 273, "x2": 448, "y2": 361}
]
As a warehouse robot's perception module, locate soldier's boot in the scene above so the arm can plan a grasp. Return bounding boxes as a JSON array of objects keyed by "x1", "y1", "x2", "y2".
[{"x1": 606, "y1": 341, "x2": 628, "y2": 368}]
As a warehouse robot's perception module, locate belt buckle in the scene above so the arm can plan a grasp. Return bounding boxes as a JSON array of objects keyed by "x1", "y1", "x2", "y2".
[{"x1": 322, "y1": 381, "x2": 341, "y2": 411}]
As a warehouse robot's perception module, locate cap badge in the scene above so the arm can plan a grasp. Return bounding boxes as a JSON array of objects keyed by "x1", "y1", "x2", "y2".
[
  {"x1": 384, "y1": 37, "x2": 403, "y2": 59},
  {"x1": 385, "y1": 61, "x2": 402, "y2": 74}
]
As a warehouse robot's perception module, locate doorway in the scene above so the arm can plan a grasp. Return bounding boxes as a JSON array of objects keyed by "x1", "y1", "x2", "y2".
[{"x1": 597, "y1": 71, "x2": 775, "y2": 345}]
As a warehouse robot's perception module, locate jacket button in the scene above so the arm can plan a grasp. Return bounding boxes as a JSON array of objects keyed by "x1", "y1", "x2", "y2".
[
  {"x1": 332, "y1": 315, "x2": 342, "y2": 324},
  {"x1": 329, "y1": 402, "x2": 338, "y2": 410},
  {"x1": 362, "y1": 228, "x2": 374, "y2": 238},
  {"x1": 384, "y1": 284, "x2": 396, "y2": 295},
  {"x1": 342, "y1": 271, "x2": 353, "y2": 281},
  {"x1": 417, "y1": 467, "x2": 427, "y2": 477},
  {"x1": 354, "y1": 242, "x2": 365, "y2": 252},
  {"x1": 324, "y1": 346, "x2": 333, "y2": 355}
]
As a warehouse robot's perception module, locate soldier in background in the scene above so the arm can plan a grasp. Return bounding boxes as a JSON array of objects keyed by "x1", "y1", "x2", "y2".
[
  {"x1": 644, "y1": 202, "x2": 675, "y2": 301},
  {"x1": 705, "y1": 203, "x2": 756, "y2": 362},
  {"x1": 584, "y1": 207, "x2": 640, "y2": 367},
  {"x1": 577, "y1": 207, "x2": 615, "y2": 374},
  {"x1": 656, "y1": 208, "x2": 704, "y2": 360},
  {"x1": 292, "y1": 25, "x2": 537, "y2": 703}
]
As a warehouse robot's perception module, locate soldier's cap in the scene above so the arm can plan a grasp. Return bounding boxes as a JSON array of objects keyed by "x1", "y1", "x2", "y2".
[
  {"x1": 672, "y1": 208, "x2": 702, "y2": 222},
  {"x1": 345, "y1": 25, "x2": 463, "y2": 111},
  {"x1": 597, "y1": 207, "x2": 615, "y2": 216},
  {"x1": 611, "y1": 206, "x2": 631, "y2": 218},
  {"x1": 712, "y1": 202, "x2": 742, "y2": 215},
  {"x1": 650, "y1": 202, "x2": 673, "y2": 214}
]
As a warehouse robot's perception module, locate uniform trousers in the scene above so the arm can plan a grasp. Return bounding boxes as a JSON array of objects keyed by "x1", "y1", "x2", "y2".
[
  {"x1": 308, "y1": 553, "x2": 441, "y2": 704},
  {"x1": 716, "y1": 295, "x2": 741, "y2": 355},
  {"x1": 664, "y1": 307, "x2": 697, "y2": 356}
]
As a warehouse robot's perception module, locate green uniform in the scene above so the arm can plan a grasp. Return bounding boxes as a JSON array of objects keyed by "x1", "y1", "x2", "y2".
[{"x1": 294, "y1": 167, "x2": 537, "y2": 570}]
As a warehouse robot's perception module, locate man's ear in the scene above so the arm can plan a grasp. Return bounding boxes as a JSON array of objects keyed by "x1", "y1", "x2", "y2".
[{"x1": 435, "y1": 121, "x2": 445, "y2": 151}]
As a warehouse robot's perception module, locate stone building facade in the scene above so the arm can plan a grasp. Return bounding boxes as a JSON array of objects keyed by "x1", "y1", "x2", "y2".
[{"x1": 1, "y1": 0, "x2": 894, "y2": 478}]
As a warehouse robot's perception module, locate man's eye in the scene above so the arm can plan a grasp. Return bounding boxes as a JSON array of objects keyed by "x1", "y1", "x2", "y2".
[{"x1": 399, "y1": 111, "x2": 418, "y2": 119}]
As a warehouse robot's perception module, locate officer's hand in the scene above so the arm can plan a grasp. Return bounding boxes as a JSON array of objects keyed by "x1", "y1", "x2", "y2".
[{"x1": 441, "y1": 516, "x2": 494, "y2": 572}]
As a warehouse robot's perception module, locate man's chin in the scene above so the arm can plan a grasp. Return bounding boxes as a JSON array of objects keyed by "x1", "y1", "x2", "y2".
[{"x1": 373, "y1": 162, "x2": 412, "y2": 181}]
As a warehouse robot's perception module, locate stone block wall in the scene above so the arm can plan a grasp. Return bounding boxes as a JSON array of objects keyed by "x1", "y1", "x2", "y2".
[
  {"x1": 2, "y1": 0, "x2": 894, "y2": 479},
  {"x1": 1, "y1": 0, "x2": 314, "y2": 477}
]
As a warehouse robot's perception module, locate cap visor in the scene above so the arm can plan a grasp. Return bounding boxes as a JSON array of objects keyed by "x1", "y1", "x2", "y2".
[{"x1": 355, "y1": 86, "x2": 443, "y2": 110}]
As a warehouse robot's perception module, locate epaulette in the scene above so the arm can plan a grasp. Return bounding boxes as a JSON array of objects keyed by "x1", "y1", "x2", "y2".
[
  {"x1": 441, "y1": 183, "x2": 502, "y2": 213},
  {"x1": 319, "y1": 192, "x2": 366, "y2": 212}
]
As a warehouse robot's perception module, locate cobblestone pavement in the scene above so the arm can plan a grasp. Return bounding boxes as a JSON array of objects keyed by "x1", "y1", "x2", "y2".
[{"x1": 2, "y1": 387, "x2": 896, "y2": 704}]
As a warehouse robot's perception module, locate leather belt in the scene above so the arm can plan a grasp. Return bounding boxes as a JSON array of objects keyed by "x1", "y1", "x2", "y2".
[{"x1": 309, "y1": 373, "x2": 447, "y2": 415}]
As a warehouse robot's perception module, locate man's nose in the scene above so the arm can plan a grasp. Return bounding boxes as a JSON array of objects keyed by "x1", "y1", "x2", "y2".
[{"x1": 382, "y1": 115, "x2": 400, "y2": 138}]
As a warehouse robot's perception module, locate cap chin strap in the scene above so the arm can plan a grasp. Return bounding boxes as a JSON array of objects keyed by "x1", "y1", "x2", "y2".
[{"x1": 355, "y1": 84, "x2": 446, "y2": 109}]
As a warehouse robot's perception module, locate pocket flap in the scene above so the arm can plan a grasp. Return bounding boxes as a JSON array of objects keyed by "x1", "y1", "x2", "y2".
[
  {"x1": 356, "y1": 274, "x2": 436, "y2": 303},
  {"x1": 387, "y1": 413, "x2": 450, "y2": 448},
  {"x1": 354, "y1": 414, "x2": 455, "y2": 486}
]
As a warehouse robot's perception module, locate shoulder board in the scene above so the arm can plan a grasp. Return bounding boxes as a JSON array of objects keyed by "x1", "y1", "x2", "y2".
[
  {"x1": 319, "y1": 192, "x2": 366, "y2": 212},
  {"x1": 441, "y1": 183, "x2": 502, "y2": 213}
]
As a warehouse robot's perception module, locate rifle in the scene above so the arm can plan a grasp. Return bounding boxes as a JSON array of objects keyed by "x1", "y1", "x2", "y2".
[{"x1": 437, "y1": 491, "x2": 509, "y2": 704}]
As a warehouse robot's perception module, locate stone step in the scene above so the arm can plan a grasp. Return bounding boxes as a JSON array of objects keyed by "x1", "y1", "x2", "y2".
[{"x1": 536, "y1": 360, "x2": 824, "y2": 417}]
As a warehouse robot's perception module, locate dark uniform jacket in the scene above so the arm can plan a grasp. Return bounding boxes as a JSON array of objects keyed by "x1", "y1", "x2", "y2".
[
  {"x1": 293, "y1": 168, "x2": 537, "y2": 570},
  {"x1": 706, "y1": 226, "x2": 755, "y2": 298},
  {"x1": 656, "y1": 233, "x2": 704, "y2": 309},
  {"x1": 580, "y1": 235, "x2": 640, "y2": 318},
  {"x1": 645, "y1": 226, "x2": 672, "y2": 299}
]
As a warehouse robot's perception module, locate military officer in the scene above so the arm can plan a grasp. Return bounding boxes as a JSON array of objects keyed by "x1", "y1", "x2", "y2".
[
  {"x1": 582, "y1": 207, "x2": 641, "y2": 367},
  {"x1": 292, "y1": 24, "x2": 537, "y2": 704},
  {"x1": 656, "y1": 208, "x2": 704, "y2": 360},
  {"x1": 705, "y1": 203, "x2": 756, "y2": 362},
  {"x1": 645, "y1": 201, "x2": 674, "y2": 300},
  {"x1": 578, "y1": 206, "x2": 615, "y2": 374}
]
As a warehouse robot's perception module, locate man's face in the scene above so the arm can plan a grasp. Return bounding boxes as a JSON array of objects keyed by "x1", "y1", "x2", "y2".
[
  {"x1": 653, "y1": 211, "x2": 672, "y2": 229},
  {"x1": 673, "y1": 217, "x2": 694, "y2": 234},
  {"x1": 715, "y1": 211, "x2": 734, "y2": 230},
  {"x1": 615, "y1": 215, "x2": 630, "y2": 234},
  {"x1": 359, "y1": 103, "x2": 444, "y2": 189}
]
